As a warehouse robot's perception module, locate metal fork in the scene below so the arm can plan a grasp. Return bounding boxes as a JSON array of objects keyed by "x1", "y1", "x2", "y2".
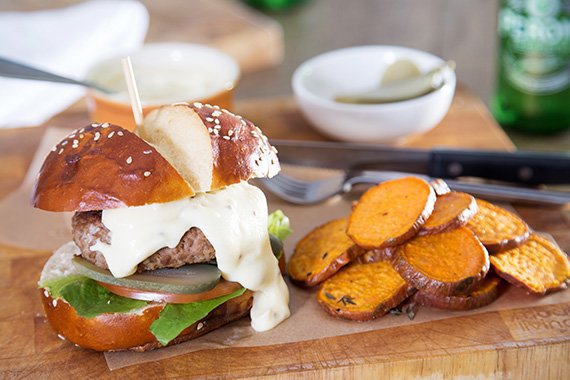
[{"x1": 260, "y1": 170, "x2": 570, "y2": 205}]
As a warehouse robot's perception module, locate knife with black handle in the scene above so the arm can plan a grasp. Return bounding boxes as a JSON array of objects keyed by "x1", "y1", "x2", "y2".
[
  {"x1": 271, "y1": 140, "x2": 570, "y2": 185},
  {"x1": 429, "y1": 148, "x2": 570, "y2": 185}
]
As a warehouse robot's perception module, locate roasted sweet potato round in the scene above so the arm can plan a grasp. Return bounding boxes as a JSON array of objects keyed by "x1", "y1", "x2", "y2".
[
  {"x1": 347, "y1": 177, "x2": 436, "y2": 249},
  {"x1": 467, "y1": 199, "x2": 530, "y2": 253},
  {"x1": 288, "y1": 218, "x2": 365, "y2": 287},
  {"x1": 392, "y1": 227, "x2": 490, "y2": 296},
  {"x1": 317, "y1": 261, "x2": 411, "y2": 321},
  {"x1": 419, "y1": 192, "x2": 478, "y2": 235},
  {"x1": 413, "y1": 276, "x2": 503, "y2": 310},
  {"x1": 490, "y1": 234, "x2": 570, "y2": 294}
]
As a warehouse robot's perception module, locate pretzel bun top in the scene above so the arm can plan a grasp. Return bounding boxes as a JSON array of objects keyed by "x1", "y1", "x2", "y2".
[
  {"x1": 32, "y1": 104, "x2": 280, "y2": 211},
  {"x1": 32, "y1": 123, "x2": 195, "y2": 212},
  {"x1": 141, "y1": 103, "x2": 280, "y2": 193}
]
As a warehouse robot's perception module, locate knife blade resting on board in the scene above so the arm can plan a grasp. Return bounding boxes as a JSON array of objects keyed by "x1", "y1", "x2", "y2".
[{"x1": 271, "y1": 139, "x2": 570, "y2": 185}]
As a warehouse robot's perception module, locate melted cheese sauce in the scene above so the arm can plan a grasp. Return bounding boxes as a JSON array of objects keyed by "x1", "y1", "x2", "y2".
[{"x1": 91, "y1": 182, "x2": 289, "y2": 331}]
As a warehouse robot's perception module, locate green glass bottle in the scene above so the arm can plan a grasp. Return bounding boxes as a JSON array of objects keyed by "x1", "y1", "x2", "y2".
[
  {"x1": 492, "y1": 0, "x2": 570, "y2": 134},
  {"x1": 242, "y1": 0, "x2": 307, "y2": 11}
]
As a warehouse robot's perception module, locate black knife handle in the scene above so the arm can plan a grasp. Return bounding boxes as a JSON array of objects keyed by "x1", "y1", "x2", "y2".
[{"x1": 429, "y1": 149, "x2": 570, "y2": 185}]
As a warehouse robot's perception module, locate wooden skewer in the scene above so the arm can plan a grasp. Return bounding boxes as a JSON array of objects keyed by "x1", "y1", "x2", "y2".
[{"x1": 121, "y1": 57, "x2": 143, "y2": 133}]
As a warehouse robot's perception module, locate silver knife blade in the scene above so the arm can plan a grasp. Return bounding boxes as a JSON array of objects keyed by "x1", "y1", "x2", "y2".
[{"x1": 270, "y1": 139, "x2": 431, "y2": 173}]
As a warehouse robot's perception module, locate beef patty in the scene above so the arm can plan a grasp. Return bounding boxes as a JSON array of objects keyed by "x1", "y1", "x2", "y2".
[{"x1": 72, "y1": 211, "x2": 216, "y2": 272}]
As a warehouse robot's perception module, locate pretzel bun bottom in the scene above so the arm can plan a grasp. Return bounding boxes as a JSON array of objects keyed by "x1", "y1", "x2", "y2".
[
  {"x1": 38, "y1": 243, "x2": 253, "y2": 351},
  {"x1": 40, "y1": 288, "x2": 253, "y2": 352}
]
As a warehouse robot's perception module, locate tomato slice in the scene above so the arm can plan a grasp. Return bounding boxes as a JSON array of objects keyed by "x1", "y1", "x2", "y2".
[{"x1": 98, "y1": 279, "x2": 243, "y2": 304}]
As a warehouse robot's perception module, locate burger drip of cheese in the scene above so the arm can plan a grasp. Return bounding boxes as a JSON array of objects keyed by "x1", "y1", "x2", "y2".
[{"x1": 93, "y1": 182, "x2": 290, "y2": 331}]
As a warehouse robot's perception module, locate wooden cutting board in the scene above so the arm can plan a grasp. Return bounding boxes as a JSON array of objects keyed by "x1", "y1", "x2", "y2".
[{"x1": 0, "y1": 90, "x2": 569, "y2": 379}]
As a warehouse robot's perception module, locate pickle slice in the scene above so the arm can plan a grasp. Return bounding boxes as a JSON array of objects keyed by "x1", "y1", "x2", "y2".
[{"x1": 72, "y1": 257, "x2": 221, "y2": 294}]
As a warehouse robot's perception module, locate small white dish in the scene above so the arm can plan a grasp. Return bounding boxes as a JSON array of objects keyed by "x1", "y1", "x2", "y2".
[{"x1": 292, "y1": 45, "x2": 456, "y2": 143}]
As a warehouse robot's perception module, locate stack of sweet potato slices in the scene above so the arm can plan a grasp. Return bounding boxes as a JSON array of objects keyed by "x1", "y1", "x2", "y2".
[{"x1": 288, "y1": 177, "x2": 570, "y2": 321}]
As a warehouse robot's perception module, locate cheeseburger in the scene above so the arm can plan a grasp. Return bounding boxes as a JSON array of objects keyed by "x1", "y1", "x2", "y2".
[{"x1": 33, "y1": 103, "x2": 291, "y2": 351}]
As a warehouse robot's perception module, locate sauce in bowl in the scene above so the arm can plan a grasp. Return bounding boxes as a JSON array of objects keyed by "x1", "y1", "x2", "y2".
[{"x1": 86, "y1": 43, "x2": 240, "y2": 130}]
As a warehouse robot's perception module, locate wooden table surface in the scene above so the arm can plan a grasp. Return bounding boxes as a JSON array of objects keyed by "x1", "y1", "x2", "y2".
[{"x1": 0, "y1": 90, "x2": 569, "y2": 379}]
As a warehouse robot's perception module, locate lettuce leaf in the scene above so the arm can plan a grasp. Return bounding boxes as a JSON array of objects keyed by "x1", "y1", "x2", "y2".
[
  {"x1": 40, "y1": 275, "x2": 85, "y2": 298},
  {"x1": 40, "y1": 275, "x2": 147, "y2": 318},
  {"x1": 268, "y1": 210, "x2": 292, "y2": 241},
  {"x1": 150, "y1": 287, "x2": 246, "y2": 346}
]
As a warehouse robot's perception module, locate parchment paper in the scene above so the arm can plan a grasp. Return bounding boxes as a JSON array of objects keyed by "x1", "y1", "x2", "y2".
[
  {"x1": 0, "y1": 127, "x2": 72, "y2": 251},
  {"x1": 1, "y1": 128, "x2": 568, "y2": 371}
]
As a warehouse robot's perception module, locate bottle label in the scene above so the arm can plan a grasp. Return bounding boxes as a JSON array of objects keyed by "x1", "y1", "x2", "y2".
[{"x1": 499, "y1": 0, "x2": 570, "y2": 95}]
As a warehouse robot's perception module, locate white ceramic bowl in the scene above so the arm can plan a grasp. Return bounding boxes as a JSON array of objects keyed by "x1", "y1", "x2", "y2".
[{"x1": 292, "y1": 46, "x2": 456, "y2": 143}]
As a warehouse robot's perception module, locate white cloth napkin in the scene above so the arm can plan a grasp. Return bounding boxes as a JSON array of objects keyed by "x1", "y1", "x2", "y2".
[{"x1": 0, "y1": 0, "x2": 149, "y2": 129}]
